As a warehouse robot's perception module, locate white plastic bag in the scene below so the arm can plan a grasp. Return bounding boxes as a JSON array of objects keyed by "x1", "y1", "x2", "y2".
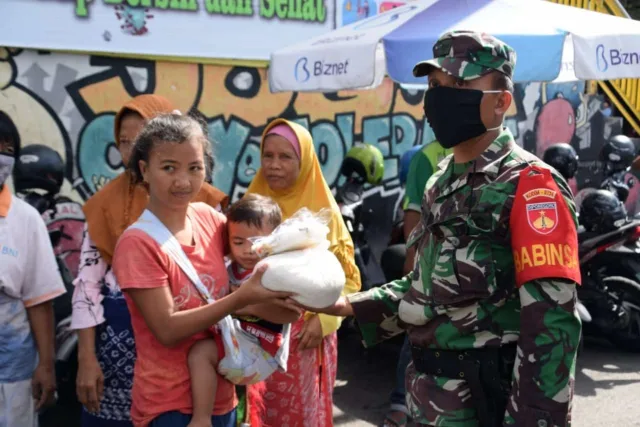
[
  {"x1": 250, "y1": 207, "x2": 346, "y2": 309},
  {"x1": 257, "y1": 246, "x2": 345, "y2": 309},
  {"x1": 215, "y1": 316, "x2": 280, "y2": 385},
  {"x1": 250, "y1": 207, "x2": 332, "y2": 257}
]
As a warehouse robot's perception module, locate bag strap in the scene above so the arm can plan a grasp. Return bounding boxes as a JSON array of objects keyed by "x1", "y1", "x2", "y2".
[{"x1": 128, "y1": 209, "x2": 215, "y2": 304}]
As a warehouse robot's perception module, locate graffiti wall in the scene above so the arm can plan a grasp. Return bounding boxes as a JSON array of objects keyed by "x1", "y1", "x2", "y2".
[{"x1": 0, "y1": 47, "x2": 628, "y2": 280}]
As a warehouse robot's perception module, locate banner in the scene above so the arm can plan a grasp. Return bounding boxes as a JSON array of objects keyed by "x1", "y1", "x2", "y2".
[{"x1": 2, "y1": 0, "x2": 336, "y2": 61}]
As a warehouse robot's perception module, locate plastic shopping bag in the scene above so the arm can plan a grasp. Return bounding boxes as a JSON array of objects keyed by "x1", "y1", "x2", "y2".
[
  {"x1": 216, "y1": 316, "x2": 281, "y2": 385},
  {"x1": 250, "y1": 207, "x2": 346, "y2": 309},
  {"x1": 257, "y1": 246, "x2": 345, "y2": 309},
  {"x1": 250, "y1": 207, "x2": 332, "y2": 257}
]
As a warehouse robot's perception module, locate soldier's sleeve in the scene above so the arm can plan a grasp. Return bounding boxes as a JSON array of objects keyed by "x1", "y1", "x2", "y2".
[
  {"x1": 347, "y1": 275, "x2": 411, "y2": 347},
  {"x1": 504, "y1": 166, "x2": 582, "y2": 427}
]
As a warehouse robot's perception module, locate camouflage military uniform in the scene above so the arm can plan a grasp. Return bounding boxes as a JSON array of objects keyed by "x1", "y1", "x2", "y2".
[{"x1": 348, "y1": 31, "x2": 581, "y2": 427}]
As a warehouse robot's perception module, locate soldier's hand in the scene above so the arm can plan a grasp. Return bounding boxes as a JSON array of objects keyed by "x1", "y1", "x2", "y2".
[{"x1": 292, "y1": 296, "x2": 354, "y2": 318}]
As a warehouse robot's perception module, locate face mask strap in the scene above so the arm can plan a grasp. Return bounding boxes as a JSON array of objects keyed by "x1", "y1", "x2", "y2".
[{"x1": 482, "y1": 90, "x2": 505, "y2": 132}]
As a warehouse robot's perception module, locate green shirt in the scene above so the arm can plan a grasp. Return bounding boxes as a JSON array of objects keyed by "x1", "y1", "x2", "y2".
[{"x1": 403, "y1": 142, "x2": 452, "y2": 212}]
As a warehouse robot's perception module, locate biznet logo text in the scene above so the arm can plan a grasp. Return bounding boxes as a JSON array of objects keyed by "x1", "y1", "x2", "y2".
[
  {"x1": 294, "y1": 57, "x2": 350, "y2": 83},
  {"x1": 596, "y1": 43, "x2": 640, "y2": 72}
]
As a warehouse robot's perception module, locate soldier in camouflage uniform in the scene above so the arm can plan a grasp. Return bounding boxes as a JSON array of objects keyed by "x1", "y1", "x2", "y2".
[{"x1": 309, "y1": 31, "x2": 582, "y2": 427}]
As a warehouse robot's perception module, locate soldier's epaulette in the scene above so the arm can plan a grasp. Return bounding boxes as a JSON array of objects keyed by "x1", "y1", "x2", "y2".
[{"x1": 522, "y1": 160, "x2": 547, "y2": 177}]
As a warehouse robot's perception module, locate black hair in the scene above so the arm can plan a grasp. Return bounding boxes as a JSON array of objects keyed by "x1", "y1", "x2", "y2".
[
  {"x1": 187, "y1": 108, "x2": 209, "y2": 138},
  {"x1": 128, "y1": 113, "x2": 213, "y2": 184},
  {"x1": 226, "y1": 193, "x2": 282, "y2": 230},
  {"x1": 493, "y1": 71, "x2": 514, "y2": 93},
  {"x1": 0, "y1": 111, "x2": 20, "y2": 156}
]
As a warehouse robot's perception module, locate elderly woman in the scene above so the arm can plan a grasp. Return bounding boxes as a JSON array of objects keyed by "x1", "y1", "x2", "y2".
[
  {"x1": 245, "y1": 118, "x2": 361, "y2": 426},
  {"x1": 71, "y1": 95, "x2": 228, "y2": 426}
]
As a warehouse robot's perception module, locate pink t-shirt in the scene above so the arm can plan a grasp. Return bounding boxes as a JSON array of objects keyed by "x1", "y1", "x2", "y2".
[{"x1": 112, "y1": 203, "x2": 235, "y2": 427}]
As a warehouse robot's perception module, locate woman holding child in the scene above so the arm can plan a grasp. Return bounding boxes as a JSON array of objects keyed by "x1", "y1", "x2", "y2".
[
  {"x1": 111, "y1": 113, "x2": 298, "y2": 427},
  {"x1": 72, "y1": 95, "x2": 229, "y2": 427},
  {"x1": 245, "y1": 118, "x2": 362, "y2": 426}
]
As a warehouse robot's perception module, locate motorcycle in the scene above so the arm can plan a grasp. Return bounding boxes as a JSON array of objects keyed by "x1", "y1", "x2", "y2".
[
  {"x1": 599, "y1": 165, "x2": 635, "y2": 206},
  {"x1": 577, "y1": 218, "x2": 640, "y2": 351},
  {"x1": 577, "y1": 163, "x2": 640, "y2": 351},
  {"x1": 18, "y1": 190, "x2": 81, "y2": 417},
  {"x1": 335, "y1": 175, "x2": 378, "y2": 291},
  {"x1": 543, "y1": 140, "x2": 640, "y2": 351}
]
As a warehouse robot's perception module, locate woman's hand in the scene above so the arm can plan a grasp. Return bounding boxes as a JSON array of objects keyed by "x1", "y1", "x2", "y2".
[
  {"x1": 76, "y1": 352, "x2": 104, "y2": 414},
  {"x1": 233, "y1": 264, "x2": 295, "y2": 308},
  {"x1": 298, "y1": 314, "x2": 323, "y2": 351}
]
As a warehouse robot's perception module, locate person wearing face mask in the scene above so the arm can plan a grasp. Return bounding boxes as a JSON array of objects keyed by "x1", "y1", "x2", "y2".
[
  {"x1": 305, "y1": 31, "x2": 581, "y2": 427},
  {"x1": 0, "y1": 113, "x2": 66, "y2": 426}
]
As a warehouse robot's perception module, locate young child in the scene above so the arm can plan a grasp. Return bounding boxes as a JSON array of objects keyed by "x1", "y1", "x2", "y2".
[
  {"x1": 187, "y1": 193, "x2": 288, "y2": 427},
  {"x1": 227, "y1": 194, "x2": 287, "y2": 355}
]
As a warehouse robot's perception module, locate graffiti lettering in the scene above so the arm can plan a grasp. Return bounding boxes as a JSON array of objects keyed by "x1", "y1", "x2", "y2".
[
  {"x1": 0, "y1": 46, "x2": 633, "y2": 237},
  {"x1": 77, "y1": 114, "x2": 119, "y2": 194},
  {"x1": 209, "y1": 116, "x2": 253, "y2": 195}
]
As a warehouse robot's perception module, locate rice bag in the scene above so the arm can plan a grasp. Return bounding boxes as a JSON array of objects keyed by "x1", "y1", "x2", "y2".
[
  {"x1": 257, "y1": 246, "x2": 346, "y2": 309},
  {"x1": 250, "y1": 208, "x2": 332, "y2": 258}
]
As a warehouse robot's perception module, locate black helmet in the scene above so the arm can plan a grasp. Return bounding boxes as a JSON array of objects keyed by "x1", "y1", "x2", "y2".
[
  {"x1": 600, "y1": 134, "x2": 636, "y2": 173},
  {"x1": 580, "y1": 189, "x2": 628, "y2": 233},
  {"x1": 13, "y1": 144, "x2": 65, "y2": 194},
  {"x1": 543, "y1": 143, "x2": 579, "y2": 180}
]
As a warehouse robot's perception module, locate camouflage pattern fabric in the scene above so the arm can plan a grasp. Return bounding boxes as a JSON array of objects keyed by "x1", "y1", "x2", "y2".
[
  {"x1": 348, "y1": 129, "x2": 581, "y2": 427},
  {"x1": 413, "y1": 30, "x2": 517, "y2": 81}
]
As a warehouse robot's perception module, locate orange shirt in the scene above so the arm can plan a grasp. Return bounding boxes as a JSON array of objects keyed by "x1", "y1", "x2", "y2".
[{"x1": 113, "y1": 203, "x2": 236, "y2": 427}]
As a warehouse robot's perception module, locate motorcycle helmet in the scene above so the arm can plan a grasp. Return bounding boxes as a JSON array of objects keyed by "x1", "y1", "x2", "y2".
[
  {"x1": 579, "y1": 189, "x2": 628, "y2": 233},
  {"x1": 543, "y1": 143, "x2": 579, "y2": 181},
  {"x1": 600, "y1": 134, "x2": 637, "y2": 173},
  {"x1": 399, "y1": 145, "x2": 422, "y2": 186},
  {"x1": 13, "y1": 144, "x2": 65, "y2": 195},
  {"x1": 340, "y1": 143, "x2": 385, "y2": 185}
]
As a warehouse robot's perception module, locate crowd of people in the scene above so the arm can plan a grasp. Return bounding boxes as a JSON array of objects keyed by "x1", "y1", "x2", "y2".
[{"x1": 0, "y1": 30, "x2": 582, "y2": 427}]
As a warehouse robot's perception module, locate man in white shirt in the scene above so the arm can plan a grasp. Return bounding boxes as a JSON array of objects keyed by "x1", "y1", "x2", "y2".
[{"x1": 0, "y1": 115, "x2": 66, "y2": 427}]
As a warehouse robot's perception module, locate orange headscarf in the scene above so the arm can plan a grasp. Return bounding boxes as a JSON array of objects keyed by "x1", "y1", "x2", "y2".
[
  {"x1": 246, "y1": 118, "x2": 361, "y2": 336},
  {"x1": 83, "y1": 94, "x2": 229, "y2": 264}
]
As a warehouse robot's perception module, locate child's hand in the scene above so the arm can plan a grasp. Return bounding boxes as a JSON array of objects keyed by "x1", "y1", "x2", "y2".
[
  {"x1": 234, "y1": 264, "x2": 295, "y2": 307},
  {"x1": 298, "y1": 314, "x2": 323, "y2": 351}
]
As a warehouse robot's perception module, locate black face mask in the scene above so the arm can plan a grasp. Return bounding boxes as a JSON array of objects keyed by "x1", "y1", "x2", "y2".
[{"x1": 423, "y1": 86, "x2": 502, "y2": 149}]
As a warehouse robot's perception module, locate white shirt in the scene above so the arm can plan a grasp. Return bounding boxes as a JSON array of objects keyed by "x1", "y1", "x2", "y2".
[{"x1": 0, "y1": 186, "x2": 65, "y2": 382}]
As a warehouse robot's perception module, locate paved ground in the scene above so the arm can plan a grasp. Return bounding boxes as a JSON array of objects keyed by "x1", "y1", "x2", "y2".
[
  {"x1": 41, "y1": 332, "x2": 640, "y2": 426},
  {"x1": 332, "y1": 331, "x2": 640, "y2": 427}
]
